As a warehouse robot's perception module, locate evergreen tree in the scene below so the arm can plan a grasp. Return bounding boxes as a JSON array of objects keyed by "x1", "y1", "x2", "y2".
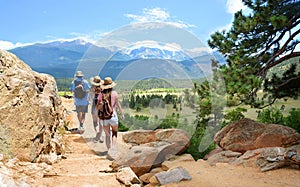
[
  {"x1": 208, "y1": 0, "x2": 300, "y2": 108},
  {"x1": 129, "y1": 94, "x2": 135, "y2": 109}
]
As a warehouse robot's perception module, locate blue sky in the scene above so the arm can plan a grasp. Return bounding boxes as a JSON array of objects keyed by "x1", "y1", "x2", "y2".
[{"x1": 0, "y1": 0, "x2": 246, "y2": 50}]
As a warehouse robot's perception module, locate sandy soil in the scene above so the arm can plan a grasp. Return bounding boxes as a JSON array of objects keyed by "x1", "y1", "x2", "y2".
[{"x1": 34, "y1": 97, "x2": 300, "y2": 187}]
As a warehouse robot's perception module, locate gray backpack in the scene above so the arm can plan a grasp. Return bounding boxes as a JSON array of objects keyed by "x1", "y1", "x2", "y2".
[{"x1": 74, "y1": 80, "x2": 87, "y2": 99}]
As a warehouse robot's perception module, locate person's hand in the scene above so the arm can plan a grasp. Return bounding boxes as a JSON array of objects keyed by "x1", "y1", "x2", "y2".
[{"x1": 120, "y1": 114, "x2": 125, "y2": 120}]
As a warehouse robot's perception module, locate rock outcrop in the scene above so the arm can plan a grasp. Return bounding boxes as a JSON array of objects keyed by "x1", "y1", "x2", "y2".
[
  {"x1": 108, "y1": 128, "x2": 190, "y2": 176},
  {"x1": 214, "y1": 118, "x2": 300, "y2": 153},
  {"x1": 208, "y1": 118, "x2": 300, "y2": 171},
  {"x1": 0, "y1": 50, "x2": 66, "y2": 162},
  {"x1": 0, "y1": 154, "x2": 51, "y2": 186}
]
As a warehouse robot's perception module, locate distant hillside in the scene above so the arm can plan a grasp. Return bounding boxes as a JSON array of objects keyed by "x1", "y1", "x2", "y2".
[
  {"x1": 10, "y1": 45, "x2": 81, "y2": 76},
  {"x1": 9, "y1": 39, "x2": 112, "y2": 78},
  {"x1": 8, "y1": 39, "x2": 226, "y2": 79}
]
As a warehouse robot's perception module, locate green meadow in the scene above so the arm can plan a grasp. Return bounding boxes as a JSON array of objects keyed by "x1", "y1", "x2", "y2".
[{"x1": 58, "y1": 77, "x2": 300, "y2": 122}]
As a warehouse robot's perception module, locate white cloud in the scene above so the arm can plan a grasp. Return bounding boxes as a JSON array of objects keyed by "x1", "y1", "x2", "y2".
[
  {"x1": 125, "y1": 8, "x2": 195, "y2": 29},
  {"x1": 129, "y1": 40, "x2": 183, "y2": 51},
  {"x1": 144, "y1": 8, "x2": 170, "y2": 21},
  {"x1": 0, "y1": 40, "x2": 32, "y2": 50},
  {"x1": 44, "y1": 33, "x2": 97, "y2": 44},
  {"x1": 186, "y1": 47, "x2": 212, "y2": 57},
  {"x1": 210, "y1": 1, "x2": 248, "y2": 35},
  {"x1": 125, "y1": 8, "x2": 169, "y2": 22},
  {"x1": 0, "y1": 40, "x2": 15, "y2": 50},
  {"x1": 0, "y1": 34, "x2": 98, "y2": 50},
  {"x1": 226, "y1": 0, "x2": 247, "y2": 14}
]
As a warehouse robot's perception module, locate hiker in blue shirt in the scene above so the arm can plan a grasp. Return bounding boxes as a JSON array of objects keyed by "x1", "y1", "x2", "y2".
[{"x1": 70, "y1": 71, "x2": 90, "y2": 131}]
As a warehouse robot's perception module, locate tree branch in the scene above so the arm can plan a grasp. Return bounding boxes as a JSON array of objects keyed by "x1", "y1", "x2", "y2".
[
  {"x1": 258, "y1": 97, "x2": 277, "y2": 109},
  {"x1": 274, "y1": 75, "x2": 300, "y2": 89},
  {"x1": 260, "y1": 51, "x2": 300, "y2": 75},
  {"x1": 262, "y1": 15, "x2": 300, "y2": 57},
  {"x1": 259, "y1": 28, "x2": 300, "y2": 76}
]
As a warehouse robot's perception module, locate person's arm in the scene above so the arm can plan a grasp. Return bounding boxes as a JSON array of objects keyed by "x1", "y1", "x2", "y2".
[
  {"x1": 115, "y1": 93, "x2": 125, "y2": 120},
  {"x1": 70, "y1": 81, "x2": 75, "y2": 93},
  {"x1": 88, "y1": 87, "x2": 95, "y2": 103},
  {"x1": 95, "y1": 92, "x2": 103, "y2": 110},
  {"x1": 84, "y1": 80, "x2": 91, "y2": 93}
]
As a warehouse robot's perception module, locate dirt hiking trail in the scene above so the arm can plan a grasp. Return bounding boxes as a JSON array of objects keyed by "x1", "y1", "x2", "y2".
[{"x1": 33, "y1": 98, "x2": 300, "y2": 187}]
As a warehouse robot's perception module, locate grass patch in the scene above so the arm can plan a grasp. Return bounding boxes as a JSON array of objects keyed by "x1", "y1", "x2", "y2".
[{"x1": 58, "y1": 91, "x2": 72, "y2": 97}]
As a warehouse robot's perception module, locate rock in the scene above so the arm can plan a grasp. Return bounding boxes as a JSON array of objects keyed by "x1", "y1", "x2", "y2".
[
  {"x1": 204, "y1": 146, "x2": 224, "y2": 160},
  {"x1": 257, "y1": 144, "x2": 300, "y2": 171},
  {"x1": 161, "y1": 154, "x2": 195, "y2": 170},
  {"x1": 139, "y1": 173, "x2": 155, "y2": 184},
  {"x1": 139, "y1": 167, "x2": 164, "y2": 184},
  {"x1": 214, "y1": 118, "x2": 300, "y2": 153},
  {"x1": 116, "y1": 167, "x2": 142, "y2": 186},
  {"x1": 112, "y1": 143, "x2": 169, "y2": 176},
  {"x1": 0, "y1": 153, "x2": 52, "y2": 186},
  {"x1": 285, "y1": 145, "x2": 300, "y2": 165},
  {"x1": 149, "y1": 174, "x2": 160, "y2": 185},
  {"x1": 0, "y1": 172, "x2": 19, "y2": 187},
  {"x1": 153, "y1": 166, "x2": 192, "y2": 185},
  {"x1": 122, "y1": 128, "x2": 190, "y2": 154},
  {"x1": 206, "y1": 150, "x2": 242, "y2": 166},
  {"x1": 0, "y1": 50, "x2": 66, "y2": 161},
  {"x1": 106, "y1": 142, "x2": 132, "y2": 161},
  {"x1": 226, "y1": 144, "x2": 300, "y2": 171},
  {"x1": 110, "y1": 129, "x2": 190, "y2": 176}
]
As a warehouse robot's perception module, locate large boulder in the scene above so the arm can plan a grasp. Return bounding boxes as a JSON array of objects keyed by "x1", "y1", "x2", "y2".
[
  {"x1": 122, "y1": 128, "x2": 190, "y2": 154},
  {"x1": 206, "y1": 145, "x2": 300, "y2": 171},
  {"x1": 232, "y1": 144, "x2": 300, "y2": 171},
  {"x1": 109, "y1": 129, "x2": 190, "y2": 176},
  {"x1": 0, "y1": 50, "x2": 66, "y2": 162},
  {"x1": 214, "y1": 118, "x2": 300, "y2": 153}
]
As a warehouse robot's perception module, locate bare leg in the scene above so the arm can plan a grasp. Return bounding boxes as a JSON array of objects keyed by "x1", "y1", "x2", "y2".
[
  {"x1": 93, "y1": 111, "x2": 103, "y2": 142},
  {"x1": 77, "y1": 112, "x2": 83, "y2": 128},
  {"x1": 93, "y1": 120, "x2": 99, "y2": 142},
  {"x1": 103, "y1": 125, "x2": 111, "y2": 149},
  {"x1": 92, "y1": 112, "x2": 98, "y2": 133},
  {"x1": 92, "y1": 114, "x2": 98, "y2": 130},
  {"x1": 98, "y1": 123, "x2": 103, "y2": 142},
  {"x1": 80, "y1": 113, "x2": 86, "y2": 124},
  {"x1": 111, "y1": 125, "x2": 118, "y2": 148},
  {"x1": 77, "y1": 112, "x2": 82, "y2": 122}
]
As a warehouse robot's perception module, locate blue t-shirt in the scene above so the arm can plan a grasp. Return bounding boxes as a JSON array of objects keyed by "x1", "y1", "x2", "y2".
[{"x1": 70, "y1": 78, "x2": 90, "y2": 106}]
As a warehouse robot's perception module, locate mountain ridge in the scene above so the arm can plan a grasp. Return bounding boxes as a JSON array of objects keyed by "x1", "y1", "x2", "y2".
[{"x1": 8, "y1": 39, "x2": 226, "y2": 79}]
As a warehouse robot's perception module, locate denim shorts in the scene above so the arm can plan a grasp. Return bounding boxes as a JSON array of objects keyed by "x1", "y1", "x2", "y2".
[{"x1": 100, "y1": 114, "x2": 118, "y2": 126}]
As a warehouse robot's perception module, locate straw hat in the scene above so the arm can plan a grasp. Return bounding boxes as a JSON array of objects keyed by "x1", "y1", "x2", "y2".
[
  {"x1": 75, "y1": 71, "x2": 84, "y2": 77},
  {"x1": 90, "y1": 75, "x2": 103, "y2": 86},
  {"x1": 101, "y1": 77, "x2": 117, "y2": 90}
]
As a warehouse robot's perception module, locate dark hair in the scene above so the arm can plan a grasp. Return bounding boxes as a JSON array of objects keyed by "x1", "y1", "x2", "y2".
[{"x1": 102, "y1": 88, "x2": 112, "y2": 94}]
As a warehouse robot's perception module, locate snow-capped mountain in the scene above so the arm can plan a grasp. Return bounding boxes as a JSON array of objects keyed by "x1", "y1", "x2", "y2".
[
  {"x1": 113, "y1": 46, "x2": 192, "y2": 61},
  {"x1": 8, "y1": 39, "x2": 226, "y2": 78},
  {"x1": 8, "y1": 39, "x2": 112, "y2": 77},
  {"x1": 38, "y1": 39, "x2": 92, "y2": 53}
]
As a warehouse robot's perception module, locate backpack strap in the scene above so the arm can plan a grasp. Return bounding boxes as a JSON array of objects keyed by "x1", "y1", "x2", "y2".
[{"x1": 74, "y1": 79, "x2": 83, "y2": 86}]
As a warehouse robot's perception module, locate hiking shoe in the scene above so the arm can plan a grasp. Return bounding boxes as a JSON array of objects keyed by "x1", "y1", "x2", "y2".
[
  {"x1": 93, "y1": 138, "x2": 98, "y2": 143},
  {"x1": 107, "y1": 147, "x2": 118, "y2": 161},
  {"x1": 95, "y1": 133, "x2": 104, "y2": 143}
]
